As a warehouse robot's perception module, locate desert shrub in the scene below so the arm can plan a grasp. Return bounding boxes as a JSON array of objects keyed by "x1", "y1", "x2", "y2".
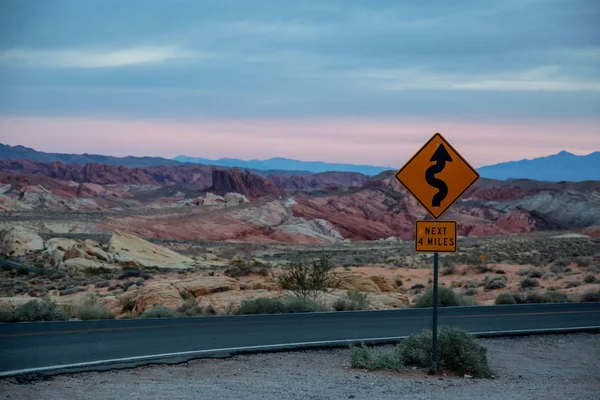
[
  {"x1": 9, "y1": 298, "x2": 69, "y2": 322},
  {"x1": 495, "y1": 292, "x2": 517, "y2": 305},
  {"x1": 394, "y1": 275, "x2": 403, "y2": 287},
  {"x1": 520, "y1": 278, "x2": 540, "y2": 289},
  {"x1": 517, "y1": 269, "x2": 543, "y2": 278},
  {"x1": 333, "y1": 290, "x2": 370, "y2": 311},
  {"x1": 410, "y1": 284, "x2": 425, "y2": 290},
  {"x1": 278, "y1": 258, "x2": 337, "y2": 300},
  {"x1": 95, "y1": 280, "x2": 110, "y2": 288},
  {"x1": 514, "y1": 290, "x2": 569, "y2": 304},
  {"x1": 107, "y1": 285, "x2": 117, "y2": 291},
  {"x1": 44, "y1": 284, "x2": 57, "y2": 290},
  {"x1": 464, "y1": 280, "x2": 478, "y2": 289},
  {"x1": 140, "y1": 304, "x2": 179, "y2": 319},
  {"x1": 414, "y1": 287, "x2": 475, "y2": 308},
  {"x1": 236, "y1": 297, "x2": 319, "y2": 315},
  {"x1": 580, "y1": 289, "x2": 600, "y2": 302},
  {"x1": 204, "y1": 304, "x2": 217, "y2": 315},
  {"x1": 237, "y1": 298, "x2": 285, "y2": 315},
  {"x1": 281, "y1": 297, "x2": 320, "y2": 313},
  {"x1": 122, "y1": 281, "x2": 135, "y2": 292},
  {"x1": 0, "y1": 307, "x2": 15, "y2": 322},
  {"x1": 59, "y1": 287, "x2": 86, "y2": 296},
  {"x1": 495, "y1": 269, "x2": 506, "y2": 274},
  {"x1": 464, "y1": 288, "x2": 478, "y2": 296},
  {"x1": 16, "y1": 267, "x2": 30, "y2": 276},
  {"x1": 177, "y1": 298, "x2": 203, "y2": 317},
  {"x1": 118, "y1": 269, "x2": 141, "y2": 279},
  {"x1": 119, "y1": 296, "x2": 134, "y2": 312},
  {"x1": 351, "y1": 327, "x2": 491, "y2": 378},
  {"x1": 565, "y1": 281, "x2": 581, "y2": 289},
  {"x1": 435, "y1": 327, "x2": 491, "y2": 378},
  {"x1": 135, "y1": 279, "x2": 144, "y2": 287},
  {"x1": 349, "y1": 344, "x2": 404, "y2": 372},
  {"x1": 583, "y1": 274, "x2": 596, "y2": 284},
  {"x1": 142, "y1": 273, "x2": 153, "y2": 280},
  {"x1": 441, "y1": 266, "x2": 456, "y2": 276},
  {"x1": 74, "y1": 294, "x2": 115, "y2": 320},
  {"x1": 484, "y1": 275, "x2": 507, "y2": 292}
]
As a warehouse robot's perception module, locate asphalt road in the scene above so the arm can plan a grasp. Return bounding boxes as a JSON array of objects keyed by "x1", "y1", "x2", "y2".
[{"x1": 1, "y1": 302, "x2": 599, "y2": 376}]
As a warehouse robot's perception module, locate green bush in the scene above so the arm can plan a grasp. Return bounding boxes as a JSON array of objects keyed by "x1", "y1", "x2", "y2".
[
  {"x1": 281, "y1": 297, "x2": 320, "y2": 313},
  {"x1": 119, "y1": 296, "x2": 134, "y2": 313},
  {"x1": 4, "y1": 298, "x2": 69, "y2": 322},
  {"x1": 580, "y1": 289, "x2": 600, "y2": 302},
  {"x1": 520, "y1": 278, "x2": 540, "y2": 289},
  {"x1": 236, "y1": 298, "x2": 286, "y2": 315},
  {"x1": 74, "y1": 294, "x2": 115, "y2": 321},
  {"x1": 349, "y1": 344, "x2": 404, "y2": 372},
  {"x1": 514, "y1": 290, "x2": 570, "y2": 304},
  {"x1": 177, "y1": 298, "x2": 204, "y2": 317},
  {"x1": 333, "y1": 290, "x2": 370, "y2": 311},
  {"x1": 484, "y1": 275, "x2": 507, "y2": 291},
  {"x1": 414, "y1": 287, "x2": 475, "y2": 308},
  {"x1": 583, "y1": 274, "x2": 596, "y2": 284},
  {"x1": 464, "y1": 288, "x2": 478, "y2": 296},
  {"x1": 495, "y1": 292, "x2": 517, "y2": 305},
  {"x1": 236, "y1": 297, "x2": 320, "y2": 315},
  {"x1": 278, "y1": 257, "x2": 337, "y2": 300},
  {"x1": 140, "y1": 304, "x2": 179, "y2": 319},
  {"x1": 350, "y1": 327, "x2": 492, "y2": 378}
]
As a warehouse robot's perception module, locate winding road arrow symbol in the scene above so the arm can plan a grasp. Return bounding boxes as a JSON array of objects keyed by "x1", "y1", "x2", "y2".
[{"x1": 425, "y1": 143, "x2": 453, "y2": 207}]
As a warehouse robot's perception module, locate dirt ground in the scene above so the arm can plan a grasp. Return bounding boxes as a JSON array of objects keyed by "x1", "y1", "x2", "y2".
[{"x1": 1, "y1": 333, "x2": 598, "y2": 400}]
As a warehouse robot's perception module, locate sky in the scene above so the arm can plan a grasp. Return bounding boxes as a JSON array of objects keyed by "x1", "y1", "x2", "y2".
[{"x1": 0, "y1": 0, "x2": 599, "y2": 168}]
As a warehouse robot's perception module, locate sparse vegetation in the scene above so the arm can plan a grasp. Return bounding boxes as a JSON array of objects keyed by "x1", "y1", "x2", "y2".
[
  {"x1": 278, "y1": 257, "x2": 337, "y2": 300},
  {"x1": 119, "y1": 296, "x2": 134, "y2": 313},
  {"x1": 0, "y1": 298, "x2": 69, "y2": 322},
  {"x1": 176, "y1": 298, "x2": 204, "y2": 317},
  {"x1": 464, "y1": 288, "x2": 478, "y2": 296},
  {"x1": 517, "y1": 269, "x2": 543, "y2": 278},
  {"x1": 441, "y1": 266, "x2": 456, "y2": 276},
  {"x1": 140, "y1": 304, "x2": 180, "y2": 319},
  {"x1": 580, "y1": 289, "x2": 600, "y2": 302},
  {"x1": 74, "y1": 294, "x2": 115, "y2": 320},
  {"x1": 497, "y1": 290, "x2": 570, "y2": 304},
  {"x1": 118, "y1": 269, "x2": 141, "y2": 279},
  {"x1": 583, "y1": 274, "x2": 596, "y2": 284},
  {"x1": 414, "y1": 287, "x2": 476, "y2": 308},
  {"x1": 495, "y1": 292, "x2": 517, "y2": 305},
  {"x1": 484, "y1": 275, "x2": 507, "y2": 291},
  {"x1": 520, "y1": 278, "x2": 540, "y2": 289},
  {"x1": 236, "y1": 297, "x2": 321, "y2": 315},
  {"x1": 350, "y1": 326, "x2": 492, "y2": 378},
  {"x1": 333, "y1": 290, "x2": 369, "y2": 311},
  {"x1": 565, "y1": 281, "x2": 582, "y2": 289}
]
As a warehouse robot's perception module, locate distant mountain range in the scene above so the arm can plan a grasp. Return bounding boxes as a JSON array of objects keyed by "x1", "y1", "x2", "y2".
[
  {"x1": 478, "y1": 151, "x2": 600, "y2": 182},
  {"x1": 174, "y1": 155, "x2": 392, "y2": 175},
  {"x1": 0, "y1": 144, "x2": 184, "y2": 168},
  {"x1": 1, "y1": 143, "x2": 598, "y2": 181}
]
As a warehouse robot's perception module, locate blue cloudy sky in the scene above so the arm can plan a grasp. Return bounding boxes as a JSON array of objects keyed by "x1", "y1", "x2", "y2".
[{"x1": 0, "y1": 0, "x2": 598, "y2": 166}]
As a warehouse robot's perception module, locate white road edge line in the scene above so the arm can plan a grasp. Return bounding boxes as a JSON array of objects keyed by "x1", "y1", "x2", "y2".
[{"x1": 1, "y1": 326, "x2": 598, "y2": 377}]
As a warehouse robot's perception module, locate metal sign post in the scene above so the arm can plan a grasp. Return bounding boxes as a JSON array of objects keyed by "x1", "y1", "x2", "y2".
[
  {"x1": 431, "y1": 251, "x2": 439, "y2": 373},
  {"x1": 395, "y1": 132, "x2": 479, "y2": 375}
]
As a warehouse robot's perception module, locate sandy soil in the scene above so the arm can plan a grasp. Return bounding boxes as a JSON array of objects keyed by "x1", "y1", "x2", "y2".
[{"x1": 1, "y1": 333, "x2": 598, "y2": 400}]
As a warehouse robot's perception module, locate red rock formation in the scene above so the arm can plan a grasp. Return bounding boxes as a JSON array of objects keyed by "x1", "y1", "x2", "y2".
[
  {"x1": 271, "y1": 172, "x2": 368, "y2": 191},
  {"x1": 210, "y1": 169, "x2": 285, "y2": 198}
]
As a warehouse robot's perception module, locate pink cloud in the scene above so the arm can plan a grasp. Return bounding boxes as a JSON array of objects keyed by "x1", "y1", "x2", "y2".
[{"x1": 0, "y1": 116, "x2": 598, "y2": 168}]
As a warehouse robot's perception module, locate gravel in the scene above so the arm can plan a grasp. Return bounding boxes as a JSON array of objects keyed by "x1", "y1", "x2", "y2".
[{"x1": 1, "y1": 333, "x2": 598, "y2": 400}]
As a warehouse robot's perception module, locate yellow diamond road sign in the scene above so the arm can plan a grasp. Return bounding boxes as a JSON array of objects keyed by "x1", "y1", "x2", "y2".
[{"x1": 396, "y1": 133, "x2": 479, "y2": 219}]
